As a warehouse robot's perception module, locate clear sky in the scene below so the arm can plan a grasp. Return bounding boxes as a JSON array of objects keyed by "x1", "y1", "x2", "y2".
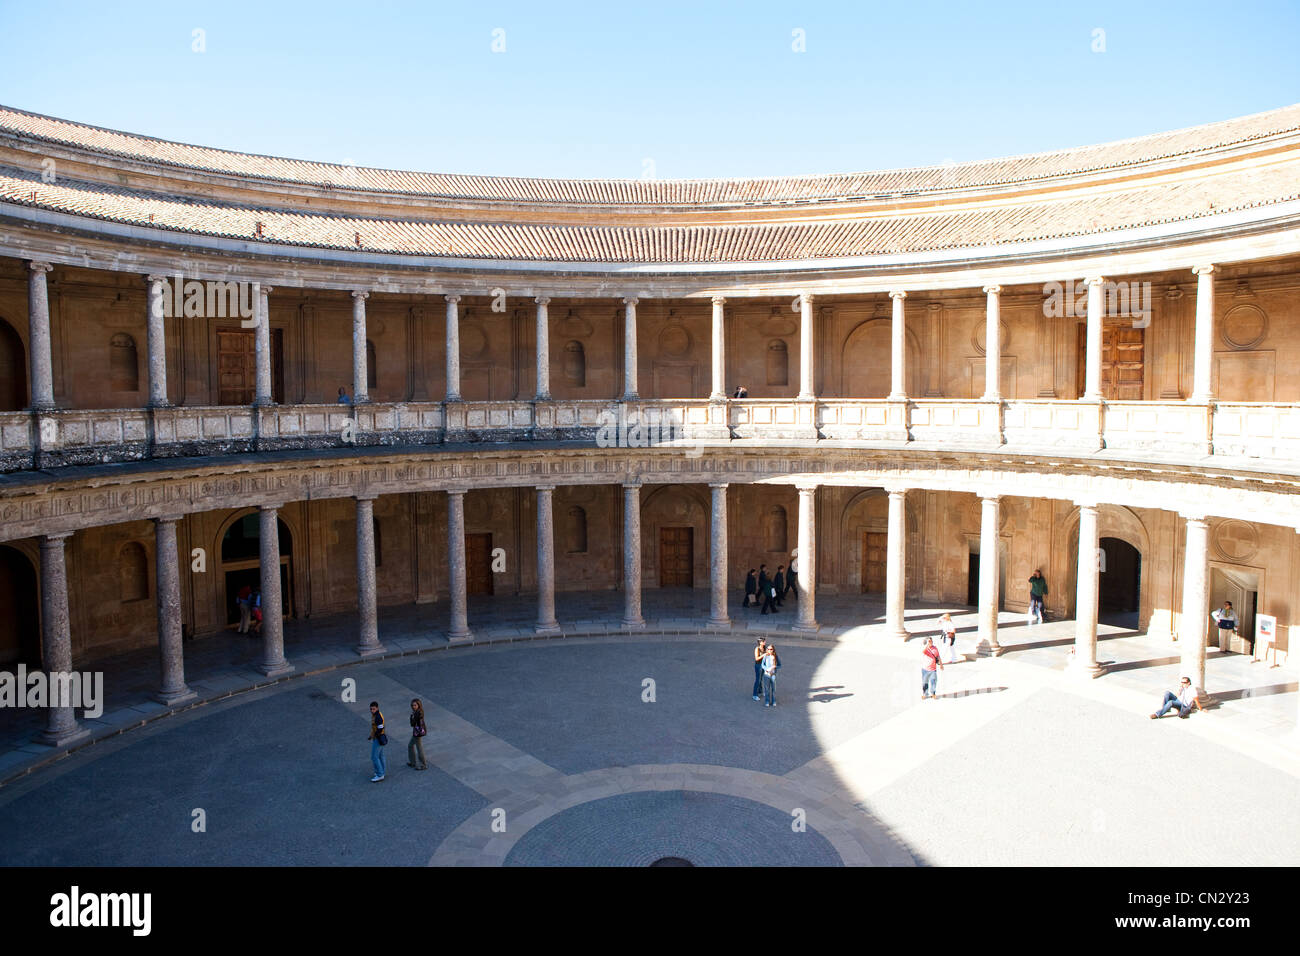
[{"x1": 1, "y1": 0, "x2": 1297, "y2": 180}]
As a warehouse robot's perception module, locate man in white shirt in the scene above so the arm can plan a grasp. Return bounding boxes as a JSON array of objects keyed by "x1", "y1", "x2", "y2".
[
  {"x1": 1150, "y1": 676, "x2": 1204, "y2": 720},
  {"x1": 1211, "y1": 601, "x2": 1237, "y2": 653}
]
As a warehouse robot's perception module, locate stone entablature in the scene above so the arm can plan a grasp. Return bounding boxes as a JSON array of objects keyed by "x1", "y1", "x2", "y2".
[{"x1": 2, "y1": 444, "x2": 1299, "y2": 544}]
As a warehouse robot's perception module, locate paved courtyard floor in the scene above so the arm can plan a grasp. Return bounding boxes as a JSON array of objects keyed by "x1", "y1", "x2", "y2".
[{"x1": 1, "y1": 592, "x2": 1296, "y2": 866}]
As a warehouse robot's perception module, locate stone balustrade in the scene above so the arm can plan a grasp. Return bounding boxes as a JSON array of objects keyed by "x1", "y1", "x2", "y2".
[{"x1": 1, "y1": 397, "x2": 1298, "y2": 473}]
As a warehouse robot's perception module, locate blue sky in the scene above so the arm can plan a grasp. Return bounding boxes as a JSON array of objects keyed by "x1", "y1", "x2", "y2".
[{"x1": 1, "y1": 0, "x2": 1297, "y2": 179}]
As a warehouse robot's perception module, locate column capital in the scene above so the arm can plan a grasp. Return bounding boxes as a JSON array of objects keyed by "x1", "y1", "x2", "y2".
[
  {"x1": 258, "y1": 503, "x2": 280, "y2": 514},
  {"x1": 351, "y1": 290, "x2": 370, "y2": 300},
  {"x1": 708, "y1": 481, "x2": 729, "y2": 490},
  {"x1": 145, "y1": 273, "x2": 168, "y2": 286},
  {"x1": 153, "y1": 514, "x2": 184, "y2": 527},
  {"x1": 978, "y1": 491, "x2": 1002, "y2": 503},
  {"x1": 444, "y1": 294, "x2": 461, "y2": 305},
  {"x1": 40, "y1": 531, "x2": 74, "y2": 543},
  {"x1": 534, "y1": 296, "x2": 550, "y2": 306},
  {"x1": 27, "y1": 260, "x2": 53, "y2": 275},
  {"x1": 1074, "y1": 499, "x2": 1101, "y2": 512},
  {"x1": 1084, "y1": 276, "x2": 1106, "y2": 287},
  {"x1": 982, "y1": 284, "x2": 1002, "y2": 296},
  {"x1": 622, "y1": 477, "x2": 643, "y2": 490},
  {"x1": 711, "y1": 295, "x2": 726, "y2": 306},
  {"x1": 795, "y1": 483, "x2": 819, "y2": 495},
  {"x1": 1192, "y1": 264, "x2": 1216, "y2": 277},
  {"x1": 799, "y1": 292, "x2": 815, "y2": 308},
  {"x1": 535, "y1": 484, "x2": 556, "y2": 493},
  {"x1": 888, "y1": 290, "x2": 907, "y2": 301},
  {"x1": 1180, "y1": 511, "x2": 1209, "y2": 525},
  {"x1": 445, "y1": 486, "x2": 468, "y2": 497},
  {"x1": 354, "y1": 493, "x2": 378, "y2": 503},
  {"x1": 259, "y1": 284, "x2": 274, "y2": 297},
  {"x1": 884, "y1": 485, "x2": 909, "y2": 498},
  {"x1": 622, "y1": 296, "x2": 639, "y2": 307}
]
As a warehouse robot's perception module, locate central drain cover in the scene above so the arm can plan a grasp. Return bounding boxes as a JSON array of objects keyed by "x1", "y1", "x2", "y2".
[{"x1": 649, "y1": 856, "x2": 694, "y2": 867}]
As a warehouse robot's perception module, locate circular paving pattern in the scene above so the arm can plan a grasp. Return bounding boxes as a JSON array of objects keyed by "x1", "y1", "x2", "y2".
[{"x1": 502, "y1": 790, "x2": 843, "y2": 867}]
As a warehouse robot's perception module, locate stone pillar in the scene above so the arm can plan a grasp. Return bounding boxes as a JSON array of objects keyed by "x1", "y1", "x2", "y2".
[
  {"x1": 888, "y1": 291, "x2": 907, "y2": 401},
  {"x1": 1083, "y1": 276, "x2": 1105, "y2": 401},
  {"x1": 886, "y1": 488, "x2": 908, "y2": 639},
  {"x1": 709, "y1": 295, "x2": 726, "y2": 401},
  {"x1": 535, "y1": 485, "x2": 561, "y2": 634},
  {"x1": 981, "y1": 285, "x2": 1002, "y2": 401},
  {"x1": 154, "y1": 516, "x2": 195, "y2": 704},
  {"x1": 445, "y1": 295, "x2": 462, "y2": 402},
  {"x1": 145, "y1": 274, "x2": 171, "y2": 407},
  {"x1": 355, "y1": 495, "x2": 384, "y2": 656},
  {"x1": 38, "y1": 532, "x2": 86, "y2": 745},
  {"x1": 622, "y1": 297, "x2": 639, "y2": 400},
  {"x1": 256, "y1": 505, "x2": 292, "y2": 675},
  {"x1": 1179, "y1": 514, "x2": 1211, "y2": 695},
  {"x1": 351, "y1": 290, "x2": 369, "y2": 404},
  {"x1": 707, "y1": 482, "x2": 730, "y2": 628},
  {"x1": 1068, "y1": 503, "x2": 1104, "y2": 678},
  {"x1": 797, "y1": 293, "x2": 816, "y2": 400},
  {"x1": 534, "y1": 297, "x2": 551, "y2": 401},
  {"x1": 794, "y1": 485, "x2": 819, "y2": 631},
  {"x1": 1190, "y1": 265, "x2": 1215, "y2": 403},
  {"x1": 446, "y1": 489, "x2": 471, "y2": 642},
  {"x1": 254, "y1": 283, "x2": 274, "y2": 405},
  {"x1": 27, "y1": 261, "x2": 55, "y2": 410},
  {"x1": 622, "y1": 481, "x2": 645, "y2": 628},
  {"x1": 977, "y1": 494, "x2": 1001, "y2": 655}
]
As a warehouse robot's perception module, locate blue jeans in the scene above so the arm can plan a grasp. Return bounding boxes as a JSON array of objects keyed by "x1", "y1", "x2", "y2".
[
  {"x1": 921, "y1": 669, "x2": 938, "y2": 698},
  {"x1": 371, "y1": 738, "x2": 386, "y2": 777},
  {"x1": 762, "y1": 674, "x2": 776, "y2": 706},
  {"x1": 1155, "y1": 691, "x2": 1190, "y2": 717},
  {"x1": 752, "y1": 662, "x2": 763, "y2": 698},
  {"x1": 1029, "y1": 595, "x2": 1044, "y2": 623}
]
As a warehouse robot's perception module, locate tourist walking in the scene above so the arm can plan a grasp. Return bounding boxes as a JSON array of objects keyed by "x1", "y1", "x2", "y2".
[
  {"x1": 1211, "y1": 601, "x2": 1237, "y2": 653},
  {"x1": 773, "y1": 565, "x2": 787, "y2": 607},
  {"x1": 407, "y1": 698, "x2": 428, "y2": 770},
  {"x1": 1027, "y1": 570, "x2": 1048, "y2": 625},
  {"x1": 744, "y1": 569, "x2": 758, "y2": 609},
  {"x1": 938, "y1": 612, "x2": 958, "y2": 664},
  {"x1": 761, "y1": 643, "x2": 780, "y2": 707},
  {"x1": 235, "y1": 584, "x2": 252, "y2": 634},
  {"x1": 1150, "y1": 677, "x2": 1204, "y2": 719},
  {"x1": 368, "y1": 701, "x2": 387, "y2": 781},
  {"x1": 786, "y1": 550, "x2": 799, "y2": 601},
  {"x1": 752, "y1": 638, "x2": 767, "y2": 701},
  {"x1": 759, "y1": 565, "x2": 778, "y2": 615},
  {"x1": 921, "y1": 636, "x2": 943, "y2": 699}
]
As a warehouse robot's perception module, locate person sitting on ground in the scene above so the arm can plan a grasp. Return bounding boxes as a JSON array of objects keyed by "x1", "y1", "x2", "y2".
[{"x1": 1151, "y1": 676, "x2": 1204, "y2": 720}]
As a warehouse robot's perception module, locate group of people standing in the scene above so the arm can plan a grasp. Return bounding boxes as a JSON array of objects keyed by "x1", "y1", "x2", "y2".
[
  {"x1": 751, "y1": 638, "x2": 781, "y2": 706},
  {"x1": 234, "y1": 584, "x2": 263, "y2": 636},
  {"x1": 366, "y1": 698, "x2": 429, "y2": 782},
  {"x1": 743, "y1": 553, "x2": 799, "y2": 615}
]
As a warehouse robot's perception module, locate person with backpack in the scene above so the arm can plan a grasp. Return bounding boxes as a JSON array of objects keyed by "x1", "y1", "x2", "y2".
[
  {"x1": 368, "y1": 701, "x2": 387, "y2": 782},
  {"x1": 407, "y1": 698, "x2": 428, "y2": 771}
]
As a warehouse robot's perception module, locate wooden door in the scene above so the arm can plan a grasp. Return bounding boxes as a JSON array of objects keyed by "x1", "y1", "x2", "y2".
[
  {"x1": 217, "y1": 327, "x2": 283, "y2": 404},
  {"x1": 658, "y1": 527, "x2": 693, "y2": 588},
  {"x1": 861, "y1": 531, "x2": 886, "y2": 593},
  {"x1": 1077, "y1": 322, "x2": 1145, "y2": 400},
  {"x1": 465, "y1": 533, "x2": 493, "y2": 595}
]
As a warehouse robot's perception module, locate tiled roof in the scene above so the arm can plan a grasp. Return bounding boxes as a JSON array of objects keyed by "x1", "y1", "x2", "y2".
[
  {"x1": 1, "y1": 103, "x2": 1299, "y2": 206},
  {"x1": 2, "y1": 160, "x2": 1296, "y2": 263}
]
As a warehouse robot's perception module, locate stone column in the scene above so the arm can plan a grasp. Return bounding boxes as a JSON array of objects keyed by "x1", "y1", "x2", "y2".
[
  {"x1": 445, "y1": 295, "x2": 462, "y2": 402},
  {"x1": 38, "y1": 532, "x2": 86, "y2": 745},
  {"x1": 1179, "y1": 514, "x2": 1211, "y2": 695},
  {"x1": 622, "y1": 297, "x2": 639, "y2": 400},
  {"x1": 533, "y1": 297, "x2": 552, "y2": 401},
  {"x1": 794, "y1": 485, "x2": 819, "y2": 631},
  {"x1": 977, "y1": 494, "x2": 1002, "y2": 655},
  {"x1": 355, "y1": 495, "x2": 384, "y2": 656},
  {"x1": 622, "y1": 481, "x2": 645, "y2": 628},
  {"x1": 888, "y1": 291, "x2": 907, "y2": 401},
  {"x1": 709, "y1": 295, "x2": 726, "y2": 401},
  {"x1": 446, "y1": 489, "x2": 471, "y2": 642},
  {"x1": 254, "y1": 283, "x2": 274, "y2": 405},
  {"x1": 981, "y1": 285, "x2": 1002, "y2": 401},
  {"x1": 145, "y1": 274, "x2": 171, "y2": 407},
  {"x1": 154, "y1": 516, "x2": 195, "y2": 704},
  {"x1": 257, "y1": 505, "x2": 292, "y2": 675},
  {"x1": 351, "y1": 290, "x2": 369, "y2": 404},
  {"x1": 1082, "y1": 276, "x2": 1105, "y2": 400},
  {"x1": 797, "y1": 293, "x2": 816, "y2": 400},
  {"x1": 535, "y1": 485, "x2": 561, "y2": 634},
  {"x1": 707, "y1": 482, "x2": 730, "y2": 628},
  {"x1": 886, "y1": 488, "x2": 908, "y2": 639},
  {"x1": 1190, "y1": 265, "x2": 1215, "y2": 403},
  {"x1": 1069, "y1": 503, "x2": 1104, "y2": 678},
  {"x1": 27, "y1": 261, "x2": 55, "y2": 410}
]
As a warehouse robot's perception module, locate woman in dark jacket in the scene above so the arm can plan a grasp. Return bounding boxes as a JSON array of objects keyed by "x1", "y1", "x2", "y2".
[
  {"x1": 408, "y1": 698, "x2": 428, "y2": 771},
  {"x1": 744, "y1": 569, "x2": 757, "y2": 609}
]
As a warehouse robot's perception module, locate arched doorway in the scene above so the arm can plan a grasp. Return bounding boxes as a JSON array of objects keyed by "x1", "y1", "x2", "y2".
[
  {"x1": 220, "y1": 513, "x2": 295, "y2": 626},
  {"x1": 1098, "y1": 537, "x2": 1140, "y2": 628},
  {"x1": 0, "y1": 545, "x2": 40, "y2": 665},
  {"x1": 0, "y1": 318, "x2": 27, "y2": 411}
]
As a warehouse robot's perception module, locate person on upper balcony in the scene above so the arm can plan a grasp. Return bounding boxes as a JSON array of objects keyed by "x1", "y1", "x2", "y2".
[{"x1": 732, "y1": 385, "x2": 748, "y2": 399}]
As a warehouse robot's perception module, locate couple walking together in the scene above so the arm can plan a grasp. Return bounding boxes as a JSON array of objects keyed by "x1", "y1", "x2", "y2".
[{"x1": 751, "y1": 638, "x2": 782, "y2": 707}]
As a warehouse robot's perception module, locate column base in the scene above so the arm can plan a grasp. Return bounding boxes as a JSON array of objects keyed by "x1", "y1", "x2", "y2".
[
  {"x1": 1065, "y1": 658, "x2": 1105, "y2": 680},
  {"x1": 38, "y1": 724, "x2": 90, "y2": 748},
  {"x1": 792, "y1": 620, "x2": 821, "y2": 633},
  {"x1": 446, "y1": 629, "x2": 474, "y2": 645},
  {"x1": 257, "y1": 660, "x2": 295, "y2": 678},
  {"x1": 621, "y1": 618, "x2": 646, "y2": 631},
  {"x1": 356, "y1": 643, "x2": 387, "y2": 658},
  {"x1": 706, "y1": 617, "x2": 732, "y2": 630},
  {"x1": 535, "y1": 622, "x2": 562, "y2": 636},
  {"x1": 155, "y1": 686, "x2": 197, "y2": 707},
  {"x1": 890, "y1": 628, "x2": 910, "y2": 641},
  {"x1": 976, "y1": 639, "x2": 1003, "y2": 657}
]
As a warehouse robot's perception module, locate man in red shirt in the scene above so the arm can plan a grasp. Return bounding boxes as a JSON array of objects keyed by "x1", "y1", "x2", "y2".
[{"x1": 921, "y1": 636, "x2": 944, "y2": 700}]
